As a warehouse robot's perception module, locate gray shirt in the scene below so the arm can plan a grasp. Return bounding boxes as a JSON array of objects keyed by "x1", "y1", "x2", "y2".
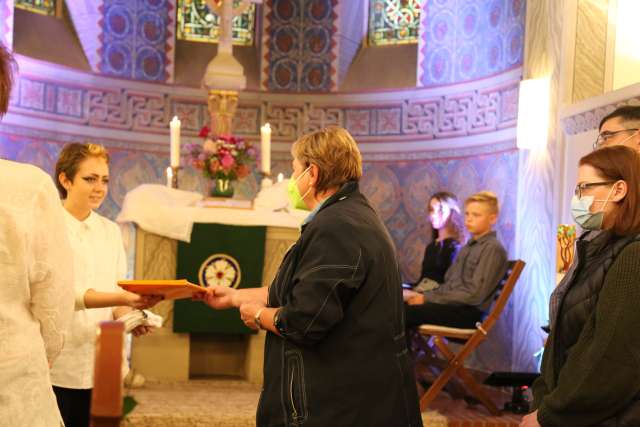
[{"x1": 424, "y1": 231, "x2": 508, "y2": 312}]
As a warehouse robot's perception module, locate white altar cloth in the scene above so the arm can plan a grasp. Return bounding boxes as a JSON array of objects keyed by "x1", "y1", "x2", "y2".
[{"x1": 116, "y1": 184, "x2": 305, "y2": 242}]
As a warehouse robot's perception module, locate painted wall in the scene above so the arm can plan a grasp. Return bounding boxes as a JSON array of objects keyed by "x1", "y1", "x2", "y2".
[
  {"x1": 3, "y1": 54, "x2": 524, "y2": 372},
  {"x1": 417, "y1": 0, "x2": 526, "y2": 87}
]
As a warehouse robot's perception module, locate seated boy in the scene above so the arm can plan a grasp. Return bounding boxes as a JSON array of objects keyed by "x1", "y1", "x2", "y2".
[{"x1": 404, "y1": 191, "x2": 508, "y2": 329}]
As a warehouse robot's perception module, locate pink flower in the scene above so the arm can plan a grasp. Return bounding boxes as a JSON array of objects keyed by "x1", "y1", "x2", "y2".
[{"x1": 221, "y1": 154, "x2": 235, "y2": 169}]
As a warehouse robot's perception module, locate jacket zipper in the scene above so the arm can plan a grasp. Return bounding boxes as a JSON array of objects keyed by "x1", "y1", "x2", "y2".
[{"x1": 289, "y1": 363, "x2": 299, "y2": 425}]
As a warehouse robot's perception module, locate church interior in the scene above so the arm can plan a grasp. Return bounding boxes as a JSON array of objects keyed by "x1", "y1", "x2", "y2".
[{"x1": 3, "y1": 0, "x2": 640, "y2": 426}]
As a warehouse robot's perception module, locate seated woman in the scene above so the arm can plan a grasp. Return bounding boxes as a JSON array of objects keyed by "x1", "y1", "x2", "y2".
[
  {"x1": 521, "y1": 145, "x2": 640, "y2": 427},
  {"x1": 411, "y1": 191, "x2": 462, "y2": 292}
]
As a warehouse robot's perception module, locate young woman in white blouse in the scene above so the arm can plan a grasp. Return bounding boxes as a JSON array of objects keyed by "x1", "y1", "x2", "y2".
[{"x1": 50, "y1": 143, "x2": 161, "y2": 427}]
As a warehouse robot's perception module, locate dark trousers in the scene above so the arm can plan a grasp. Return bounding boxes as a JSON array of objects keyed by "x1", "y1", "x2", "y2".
[
  {"x1": 404, "y1": 301, "x2": 484, "y2": 329},
  {"x1": 53, "y1": 386, "x2": 92, "y2": 427}
]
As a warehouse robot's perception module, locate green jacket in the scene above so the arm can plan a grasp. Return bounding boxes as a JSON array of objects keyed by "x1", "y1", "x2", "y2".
[{"x1": 532, "y1": 241, "x2": 640, "y2": 427}]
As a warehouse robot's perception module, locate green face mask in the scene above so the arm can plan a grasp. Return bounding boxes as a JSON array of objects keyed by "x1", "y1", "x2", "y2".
[{"x1": 287, "y1": 166, "x2": 312, "y2": 210}]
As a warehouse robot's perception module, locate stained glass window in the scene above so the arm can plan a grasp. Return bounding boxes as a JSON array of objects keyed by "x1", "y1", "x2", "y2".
[
  {"x1": 15, "y1": 0, "x2": 56, "y2": 16},
  {"x1": 369, "y1": 0, "x2": 421, "y2": 46},
  {"x1": 177, "y1": 0, "x2": 255, "y2": 46}
]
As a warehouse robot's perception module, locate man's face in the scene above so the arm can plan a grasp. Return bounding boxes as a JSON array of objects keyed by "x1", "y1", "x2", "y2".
[{"x1": 597, "y1": 117, "x2": 640, "y2": 151}]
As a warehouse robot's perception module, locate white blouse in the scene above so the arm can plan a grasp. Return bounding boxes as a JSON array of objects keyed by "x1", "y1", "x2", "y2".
[
  {"x1": 50, "y1": 209, "x2": 127, "y2": 389},
  {"x1": 0, "y1": 160, "x2": 75, "y2": 427}
]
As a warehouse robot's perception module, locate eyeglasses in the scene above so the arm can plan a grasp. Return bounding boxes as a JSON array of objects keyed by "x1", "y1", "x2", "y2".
[
  {"x1": 574, "y1": 181, "x2": 615, "y2": 198},
  {"x1": 593, "y1": 128, "x2": 639, "y2": 150}
]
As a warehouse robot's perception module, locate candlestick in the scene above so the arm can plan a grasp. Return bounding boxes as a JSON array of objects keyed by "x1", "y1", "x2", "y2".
[
  {"x1": 260, "y1": 123, "x2": 271, "y2": 175},
  {"x1": 170, "y1": 115, "x2": 181, "y2": 168},
  {"x1": 169, "y1": 166, "x2": 181, "y2": 189}
]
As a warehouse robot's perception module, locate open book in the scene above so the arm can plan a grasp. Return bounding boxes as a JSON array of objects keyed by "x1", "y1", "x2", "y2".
[{"x1": 118, "y1": 279, "x2": 207, "y2": 301}]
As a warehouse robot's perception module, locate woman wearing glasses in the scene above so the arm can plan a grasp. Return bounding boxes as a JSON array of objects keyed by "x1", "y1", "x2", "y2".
[{"x1": 521, "y1": 145, "x2": 640, "y2": 427}]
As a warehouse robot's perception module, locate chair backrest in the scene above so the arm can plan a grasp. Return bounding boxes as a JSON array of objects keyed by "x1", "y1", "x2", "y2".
[
  {"x1": 479, "y1": 260, "x2": 525, "y2": 334},
  {"x1": 90, "y1": 321, "x2": 124, "y2": 427}
]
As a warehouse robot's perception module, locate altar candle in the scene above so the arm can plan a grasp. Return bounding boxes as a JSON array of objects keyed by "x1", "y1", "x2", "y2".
[
  {"x1": 166, "y1": 166, "x2": 173, "y2": 187},
  {"x1": 260, "y1": 123, "x2": 271, "y2": 175},
  {"x1": 170, "y1": 115, "x2": 181, "y2": 167}
]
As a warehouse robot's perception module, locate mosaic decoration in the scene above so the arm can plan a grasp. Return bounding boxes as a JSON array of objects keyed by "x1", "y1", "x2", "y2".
[
  {"x1": 10, "y1": 71, "x2": 519, "y2": 140},
  {"x1": 99, "y1": 0, "x2": 175, "y2": 82},
  {"x1": 176, "y1": 0, "x2": 255, "y2": 45},
  {"x1": 262, "y1": 0, "x2": 338, "y2": 92},
  {"x1": 368, "y1": 0, "x2": 421, "y2": 46},
  {"x1": 15, "y1": 0, "x2": 55, "y2": 16},
  {"x1": 418, "y1": 0, "x2": 526, "y2": 86}
]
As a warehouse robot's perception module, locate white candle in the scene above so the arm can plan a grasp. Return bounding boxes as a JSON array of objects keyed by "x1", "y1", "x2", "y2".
[
  {"x1": 170, "y1": 115, "x2": 181, "y2": 167},
  {"x1": 260, "y1": 123, "x2": 271, "y2": 175},
  {"x1": 166, "y1": 166, "x2": 173, "y2": 187},
  {"x1": 277, "y1": 172, "x2": 284, "y2": 183}
]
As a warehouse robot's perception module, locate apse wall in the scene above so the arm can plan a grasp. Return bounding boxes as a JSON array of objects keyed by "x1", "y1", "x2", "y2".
[{"x1": 1, "y1": 53, "x2": 522, "y2": 371}]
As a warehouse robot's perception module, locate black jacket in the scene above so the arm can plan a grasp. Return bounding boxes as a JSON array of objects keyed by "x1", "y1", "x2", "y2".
[
  {"x1": 415, "y1": 238, "x2": 459, "y2": 285},
  {"x1": 533, "y1": 231, "x2": 640, "y2": 427},
  {"x1": 258, "y1": 181, "x2": 423, "y2": 427}
]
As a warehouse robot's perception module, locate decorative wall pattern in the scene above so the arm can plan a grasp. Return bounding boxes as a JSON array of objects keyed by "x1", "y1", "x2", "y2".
[
  {"x1": 10, "y1": 59, "x2": 520, "y2": 143},
  {"x1": 99, "y1": 0, "x2": 176, "y2": 82},
  {"x1": 563, "y1": 101, "x2": 638, "y2": 135},
  {"x1": 0, "y1": 0, "x2": 13, "y2": 48},
  {"x1": 417, "y1": 0, "x2": 526, "y2": 87},
  {"x1": 261, "y1": 0, "x2": 339, "y2": 92}
]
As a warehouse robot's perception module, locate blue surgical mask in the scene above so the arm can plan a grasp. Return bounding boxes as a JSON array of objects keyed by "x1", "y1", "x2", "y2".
[{"x1": 570, "y1": 186, "x2": 614, "y2": 230}]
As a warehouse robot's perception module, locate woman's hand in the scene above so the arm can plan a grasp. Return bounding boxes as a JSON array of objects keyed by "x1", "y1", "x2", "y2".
[
  {"x1": 131, "y1": 325, "x2": 153, "y2": 337},
  {"x1": 519, "y1": 410, "x2": 541, "y2": 427},
  {"x1": 120, "y1": 291, "x2": 163, "y2": 309},
  {"x1": 239, "y1": 302, "x2": 265, "y2": 330},
  {"x1": 403, "y1": 289, "x2": 425, "y2": 305},
  {"x1": 200, "y1": 285, "x2": 240, "y2": 309}
]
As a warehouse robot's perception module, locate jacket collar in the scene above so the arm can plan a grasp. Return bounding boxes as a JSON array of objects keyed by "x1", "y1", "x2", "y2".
[
  {"x1": 468, "y1": 230, "x2": 497, "y2": 246},
  {"x1": 300, "y1": 181, "x2": 359, "y2": 232}
]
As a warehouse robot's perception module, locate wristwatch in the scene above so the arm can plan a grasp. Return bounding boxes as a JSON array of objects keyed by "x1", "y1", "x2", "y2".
[
  {"x1": 254, "y1": 307, "x2": 266, "y2": 330},
  {"x1": 273, "y1": 308, "x2": 284, "y2": 335}
]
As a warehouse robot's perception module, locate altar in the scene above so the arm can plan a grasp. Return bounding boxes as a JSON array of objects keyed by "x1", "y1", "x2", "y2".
[{"x1": 118, "y1": 184, "x2": 304, "y2": 384}]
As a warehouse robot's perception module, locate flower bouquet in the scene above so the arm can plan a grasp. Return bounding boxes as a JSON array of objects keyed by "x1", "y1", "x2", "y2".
[{"x1": 183, "y1": 126, "x2": 256, "y2": 197}]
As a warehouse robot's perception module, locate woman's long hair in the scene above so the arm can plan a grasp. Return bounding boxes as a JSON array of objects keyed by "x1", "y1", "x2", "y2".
[{"x1": 429, "y1": 191, "x2": 463, "y2": 242}]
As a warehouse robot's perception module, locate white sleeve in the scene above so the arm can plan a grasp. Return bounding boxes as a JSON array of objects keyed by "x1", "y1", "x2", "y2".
[
  {"x1": 28, "y1": 177, "x2": 75, "y2": 364},
  {"x1": 114, "y1": 222, "x2": 128, "y2": 289}
]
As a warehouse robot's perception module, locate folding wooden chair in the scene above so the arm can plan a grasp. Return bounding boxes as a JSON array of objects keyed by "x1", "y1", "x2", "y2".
[
  {"x1": 90, "y1": 321, "x2": 125, "y2": 427},
  {"x1": 416, "y1": 260, "x2": 525, "y2": 415}
]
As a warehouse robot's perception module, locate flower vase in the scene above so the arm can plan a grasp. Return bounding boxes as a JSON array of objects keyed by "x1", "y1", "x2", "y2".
[{"x1": 210, "y1": 178, "x2": 234, "y2": 198}]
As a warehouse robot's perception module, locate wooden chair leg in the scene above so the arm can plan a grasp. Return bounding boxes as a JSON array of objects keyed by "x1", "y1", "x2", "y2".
[
  {"x1": 432, "y1": 337, "x2": 500, "y2": 416},
  {"x1": 419, "y1": 355, "x2": 460, "y2": 411}
]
